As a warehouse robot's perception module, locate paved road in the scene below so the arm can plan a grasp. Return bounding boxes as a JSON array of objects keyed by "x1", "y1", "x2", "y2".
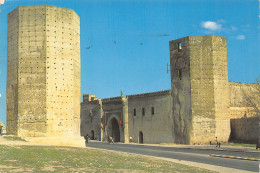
[{"x1": 86, "y1": 142, "x2": 259, "y2": 172}]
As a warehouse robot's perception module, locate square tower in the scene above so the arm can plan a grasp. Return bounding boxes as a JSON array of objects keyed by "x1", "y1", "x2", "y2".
[
  {"x1": 170, "y1": 35, "x2": 229, "y2": 144},
  {"x1": 7, "y1": 5, "x2": 80, "y2": 137}
]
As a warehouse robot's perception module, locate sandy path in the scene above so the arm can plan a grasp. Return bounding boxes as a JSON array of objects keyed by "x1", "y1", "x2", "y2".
[
  {"x1": 0, "y1": 136, "x2": 85, "y2": 147},
  {"x1": 0, "y1": 136, "x2": 48, "y2": 146}
]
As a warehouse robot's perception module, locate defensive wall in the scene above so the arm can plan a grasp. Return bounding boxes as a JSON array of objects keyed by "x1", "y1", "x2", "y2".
[
  {"x1": 229, "y1": 82, "x2": 259, "y2": 118},
  {"x1": 230, "y1": 116, "x2": 260, "y2": 144},
  {"x1": 5, "y1": 5, "x2": 259, "y2": 143},
  {"x1": 169, "y1": 35, "x2": 259, "y2": 144},
  {"x1": 80, "y1": 94, "x2": 102, "y2": 140},
  {"x1": 170, "y1": 35, "x2": 230, "y2": 144},
  {"x1": 81, "y1": 35, "x2": 259, "y2": 145},
  {"x1": 7, "y1": 5, "x2": 80, "y2": 137},
  {"x1": 127, "y1": 90, "x2": 173, "y2": 143},
  {"x1": 81, "y1": 90, "x2": 174, "y2": 144}
]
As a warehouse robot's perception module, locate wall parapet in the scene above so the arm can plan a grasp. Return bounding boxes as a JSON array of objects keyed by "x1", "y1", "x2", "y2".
[{"x1": 127, "y1": 90, "x2": 171, "y2": 100}]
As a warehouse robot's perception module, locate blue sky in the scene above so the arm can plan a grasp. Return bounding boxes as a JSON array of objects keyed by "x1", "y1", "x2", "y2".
[{"x1": 0, "y1": 0, "x2": 259, "y2": 125}]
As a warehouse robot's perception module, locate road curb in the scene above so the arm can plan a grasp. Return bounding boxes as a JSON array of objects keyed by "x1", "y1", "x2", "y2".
[
  {"x1": 210, "y1": 154, "x2": 260, "y2": 162},
  {"x1": 127, "y1": 143, "x2": 259, "y2": 153},
  {"x1": 117, "y1": 142, "x2": 259, "y2": 153},
  {"x1": 86, "y1": 144, "x2": 257, "y2": 173}
]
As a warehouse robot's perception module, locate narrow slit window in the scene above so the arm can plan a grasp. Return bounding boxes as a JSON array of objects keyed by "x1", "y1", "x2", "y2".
[
  {"x1": 151, "y1": 107, "x2": 154, "y2": 115},
  {"x1": 178, "y1": 42, "x2": 182, "y2": 51},
  {"x1": 178, "y1": 69, "x2": 182, "y2": 80},
  {"x1": 133, "y1": 109, "x2": 136, "y2": 116},
  {"x1": 142, "y1": 108, "x2": 145, "y2": 116}
]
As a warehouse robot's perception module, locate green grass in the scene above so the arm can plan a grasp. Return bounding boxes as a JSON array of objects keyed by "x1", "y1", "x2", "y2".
[
  {"x1": 222, "y1": 143, "x2": 256, "y2": 148},
  {"x1": 3, "y1": 136, "x2": 26, "y2": 142},
  {"x1": 0, "y1": 145, "x2": 215, "y2": 172},
  {"x1": 207, "y1": 142, "x2": 256, "y2": 148}
]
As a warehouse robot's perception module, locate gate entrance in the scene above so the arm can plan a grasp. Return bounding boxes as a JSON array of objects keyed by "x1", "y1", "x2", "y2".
[
  {"x1": 111, "y1": 118, "x2": 120, "y2": 142},
  {"x1": 91, "y1": 130, "x2": 94, "y2": 140},
  {"x1": 139, "y1": 131, "x2": 143, "y2": 144}
]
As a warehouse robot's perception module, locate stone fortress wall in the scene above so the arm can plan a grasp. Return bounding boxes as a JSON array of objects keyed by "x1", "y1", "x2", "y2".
[
  {"x1": 230, "y1": 116, "x2": 260, "y2": 143},
  {"x1": 81, "y1": 35, "x2": 259, "y2": 144},
  {"x1": 80, "y1": 95, "x2": 101, "y2": 139},
  {"x1": 229, "y1": 82, "x2": 259, "y2": 118},
  {"x1": 127, "y1": 90, "x2": 173, "y2": 144},
  {"x1": 5, "y1": 5, "x2": 258, "y2": 143},
  {"x1": 170, "y1": 36, "x2": 230, "y2": 144},
  {"x1": 81, "y1": 90, "x2": 174, "y2": 144},
  {"x1": 170, "y1": 35, "x2": 259, "y2": 144},
  {"x1": 7, "y1": 5, "x2": 80, "y2": 137}
]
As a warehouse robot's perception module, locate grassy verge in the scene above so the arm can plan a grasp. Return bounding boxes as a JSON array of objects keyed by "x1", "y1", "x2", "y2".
[
  {"x1": 0, "y1": 145, "x2": 215, "y2": 172},
  {"x1": 222, "y1": 143, "x2": 256, "y2": 148},
  {"x1": 3, "y1": 136, "x2": 26, "y2": 142}
]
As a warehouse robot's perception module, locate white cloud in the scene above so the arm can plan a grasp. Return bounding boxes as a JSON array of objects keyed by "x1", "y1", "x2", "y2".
[
  {"x1": 236, "y1": 35, "x2": 245, "y2": 40},
  {"x1": 0, "y1": 0, "x2": 5, "y2": 4},
  {"x1": 231, "y1": 26, "x2": 237, "y2": 31},
  {"x1": 0, "y1": 93, "x2": 1, "y2": 98},
  {"x1": 201, "y1": 21, "x2": 222, "y2": 31}
]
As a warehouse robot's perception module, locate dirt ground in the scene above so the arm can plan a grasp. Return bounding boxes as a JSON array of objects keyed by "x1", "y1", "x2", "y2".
[{"x1": 0, "y1": 135, "x2": 86, "y2": 147}]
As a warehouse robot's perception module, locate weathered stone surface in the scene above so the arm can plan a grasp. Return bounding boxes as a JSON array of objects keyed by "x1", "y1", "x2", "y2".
[
  {"x1": 230, "y1": 116, "x2": 260, "y2": 144},
  {"x1": 7, "y1": 5, "x2": 80, "y2": 137},
  {"x1": 170, "y1": 35, "x2": 259, "y2": 144},
  {"x1": 81, "y1": 35, "x2": 259, "y2": 145},
  {"x1": 127, "y1": 90, "x2": 173, "y2": 144},
  {"x1": 80, "y1": 94, "x2": 102, "y2": 139},
  {"x1": 81, "y1": 91, "x2": 173, "y2": 144}
]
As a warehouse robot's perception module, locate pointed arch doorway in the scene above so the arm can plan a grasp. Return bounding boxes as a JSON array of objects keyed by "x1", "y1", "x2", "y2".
[
  {"x1": 91, "y1": 130, "x2": 94, "y2": 140},
  {"x1": 111, "y1": 118, "x2": 120, "y2": 142},
  {"x1": 139, "y1": 131, "x2": 143, "y2": 144}
]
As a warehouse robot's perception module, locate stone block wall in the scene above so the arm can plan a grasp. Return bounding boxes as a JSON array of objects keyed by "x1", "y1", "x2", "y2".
[
  {"x1": 210, "y1": 36, "x2": 230, "y2": 142},
  {"x1": 229, "y1": 82, "x2": 259, "y2": 118},
  {"x1": 127, "y1": 90, "x2": 173, "y2": 144},
  {"x1": 189, "y1": 36, "x2": 220, "y2": 144},
  {"x1": 80, "y1": 35, "x2": 259, "y2": 145},
  {"x1": 7, "y1": 5, "x2": 80, "y2": 137},
  {"x1": 16, "y1": 5, "x2": 47, "y2": 136},
  {"x1": 80, "y1": 91, "x2": 173, "y2": 144},
  {"x1": 102, "y1": 97, "x2": 125, "y2": 142},
  {"x1": 6, "y1": 8, "x2": 19, "y2": 135},
  {"x1": 80, "y1": 98, "x2": 101, "y2": 139},
  {"x1": 230, "y1": 116, "x2": 260, "y2": 143},
  {"x1": 45, "y1": 5, "x2": 80, "y2": 136},
  {"x1": 170, "y1": 35, "x2": 230, "y2": 144},
  {"x1": 169, "y1": 37, "x2": 192, "y2": 144}
]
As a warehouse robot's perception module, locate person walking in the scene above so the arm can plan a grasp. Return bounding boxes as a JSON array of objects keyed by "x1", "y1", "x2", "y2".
[
  {"x1": 215, "y1": 137, "x2": 221, "y2": 147},
  {"x1": 84, "y1": 134, "x2": 89, "y2": 146},
  {"x1": 110, "y1": 135, "x2": 114, "y2": 144}
]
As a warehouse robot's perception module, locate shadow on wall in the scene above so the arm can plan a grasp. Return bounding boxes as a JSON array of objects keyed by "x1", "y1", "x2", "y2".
[{"x1": 229, "y1": 116, "x2": 260, "y2": 145}]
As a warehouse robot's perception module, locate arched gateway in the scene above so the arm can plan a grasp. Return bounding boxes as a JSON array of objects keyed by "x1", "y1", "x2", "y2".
[
  {"x1": 91, "y1": 130, "x2": 94, "y2": 140},
  {"x1": 111, "y1": 118, "x2": 120, "y2": 142},
  {"x1": 139, "y1": 131, "x2": 143, "y2": 144}
]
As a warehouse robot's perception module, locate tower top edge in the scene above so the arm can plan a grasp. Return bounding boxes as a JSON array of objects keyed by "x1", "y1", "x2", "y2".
[
  {"x1": 169, "y1": 35, "x2": 226, "y2": 43},
  {"x1": 8, "y1": 5, "x2": 79, "y2": 17}
]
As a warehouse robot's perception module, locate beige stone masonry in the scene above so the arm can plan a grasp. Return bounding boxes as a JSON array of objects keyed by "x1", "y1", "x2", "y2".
[{"x1": 7, "y1": 5, "x2": 80, "y2": 137}]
